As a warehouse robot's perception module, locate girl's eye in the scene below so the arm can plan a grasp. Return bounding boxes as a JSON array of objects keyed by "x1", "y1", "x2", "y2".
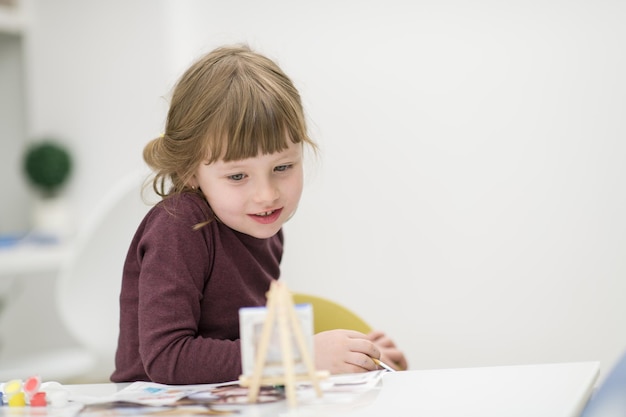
[
  {"x1": 228, "y1": 173, "x2": 246, "y2": 181},
  {"x1": 274, "y1": 164, "x2": 292, "y2": 172}
]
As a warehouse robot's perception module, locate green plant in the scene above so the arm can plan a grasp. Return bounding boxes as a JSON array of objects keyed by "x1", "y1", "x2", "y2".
[{"x1": 23, "y1": 140, "x2": 72, "y2": 198}]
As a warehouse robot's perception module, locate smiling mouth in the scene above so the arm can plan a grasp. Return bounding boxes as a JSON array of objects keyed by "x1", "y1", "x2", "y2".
[
  {"x1": 249, "y1": 208, "x2": 283, "y2": 224},
  {"x1": 255, "y1": 210, "x2": 277, "y2": 217}
]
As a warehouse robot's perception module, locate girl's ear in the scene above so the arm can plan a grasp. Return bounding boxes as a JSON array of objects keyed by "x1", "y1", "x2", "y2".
[{"x1": 187, "y1": 174, "x2": 199, "y2": 189}]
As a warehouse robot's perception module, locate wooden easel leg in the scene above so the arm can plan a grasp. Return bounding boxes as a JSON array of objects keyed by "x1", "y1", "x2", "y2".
[
  {"x1": 246, "y1": 283, "x2": 278, "y2": 403},
  {"x1": 277, "y1": 284, "x2": 298, "y2": 407},
  {"x1": 285, "y1": 291, "x2": 324, "y2": 397}
]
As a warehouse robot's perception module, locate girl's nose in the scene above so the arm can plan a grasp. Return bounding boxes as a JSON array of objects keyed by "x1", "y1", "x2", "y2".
[{"x1": 254, "y1": 179, "x2": 279, "y2": 203}]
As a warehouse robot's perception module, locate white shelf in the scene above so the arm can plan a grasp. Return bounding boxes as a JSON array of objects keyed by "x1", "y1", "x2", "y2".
[
  {"x1": 0, "y1": 241, "x2": 71, "y2": 278},
  {"x1": 0, "y1": 4, "x2": 25, "y2": 35}
]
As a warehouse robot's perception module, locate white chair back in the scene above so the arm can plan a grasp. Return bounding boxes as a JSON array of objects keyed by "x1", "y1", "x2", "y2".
[{"x1": 55, "y1": 169, "x2": 157, "y2": 380}]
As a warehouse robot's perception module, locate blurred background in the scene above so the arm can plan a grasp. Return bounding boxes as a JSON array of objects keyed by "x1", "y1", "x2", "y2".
[{"x1": 0, "y1": 0, "x2": 625, "y2": 383}]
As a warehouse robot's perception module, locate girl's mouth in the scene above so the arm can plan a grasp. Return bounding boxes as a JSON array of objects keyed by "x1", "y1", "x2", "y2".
[{"x1": 249, "y1": 208, "x2": 283, "y2": 224}]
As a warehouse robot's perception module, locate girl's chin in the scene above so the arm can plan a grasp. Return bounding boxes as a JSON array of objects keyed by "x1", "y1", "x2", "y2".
[
  {"x1": 231, "y1": 222, "x2": 282, "y2": 239},
  {"x1": 250, "y1": 226, "x2": 283, "y2": 239}
]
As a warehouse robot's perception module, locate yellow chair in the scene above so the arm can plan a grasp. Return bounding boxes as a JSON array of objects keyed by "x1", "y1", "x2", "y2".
[{"x1": 292, "y1": 293, "x2": 372, "y2": 334}]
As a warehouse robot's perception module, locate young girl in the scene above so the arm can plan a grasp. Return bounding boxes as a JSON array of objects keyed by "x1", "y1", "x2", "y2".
[{"x1": 111, "y1": 44, "x2": 407, "y2": 385}]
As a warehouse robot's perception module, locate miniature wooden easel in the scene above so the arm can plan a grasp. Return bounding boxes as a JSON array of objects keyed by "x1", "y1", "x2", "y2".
[{"x1": 239, "y1": 281, "x2": 328, "y2": 407}]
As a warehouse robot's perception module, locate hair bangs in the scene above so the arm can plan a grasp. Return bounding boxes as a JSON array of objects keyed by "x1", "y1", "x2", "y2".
[{"x1": 204, "y1": 63, "x2": 309, "y2": 164}]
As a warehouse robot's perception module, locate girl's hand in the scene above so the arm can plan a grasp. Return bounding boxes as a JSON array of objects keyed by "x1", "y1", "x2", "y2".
[
  {"x1": 367, "y1": 330, "x2": 408, "y2": 371},
  {"x1": 313, "y1": 330, "x2": 381, "y2": 374}
]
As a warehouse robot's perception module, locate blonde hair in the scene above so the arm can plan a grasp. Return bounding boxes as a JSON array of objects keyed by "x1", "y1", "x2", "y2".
[{"x1": 144, "y1": 44, "x2": 317, "y2": 198}]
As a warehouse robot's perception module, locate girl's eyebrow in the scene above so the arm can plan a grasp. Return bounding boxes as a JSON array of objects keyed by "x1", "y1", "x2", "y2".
[
  {"x1": 214, "y1": 159, "x2": 253, "y2": 171},
  {"x1": 219, "y1": 162, "x2": 248, "y2": 170},
  {"x1": 223, "y1": 152, "x2": 300, "y2": 168}
]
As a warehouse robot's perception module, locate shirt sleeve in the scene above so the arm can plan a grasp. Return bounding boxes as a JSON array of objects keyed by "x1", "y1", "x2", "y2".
[{"x1": 135, "y1": 197, "x2": 242, "y2": 384}]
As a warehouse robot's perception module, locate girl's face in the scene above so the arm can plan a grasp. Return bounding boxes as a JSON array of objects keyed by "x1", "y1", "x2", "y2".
[{"x1": 191, "y1": 140, "x2": 304, "y2": 239}]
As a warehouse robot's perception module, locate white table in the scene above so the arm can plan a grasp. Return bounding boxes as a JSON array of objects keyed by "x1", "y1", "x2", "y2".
[{"x1": 0, "y1": 362, "x2": 601, "y2": 417}]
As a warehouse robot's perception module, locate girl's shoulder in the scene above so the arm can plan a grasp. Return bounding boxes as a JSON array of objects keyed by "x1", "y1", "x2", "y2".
[{"x1": 147, "y1": 192, "x2": 214, "y2": 228}]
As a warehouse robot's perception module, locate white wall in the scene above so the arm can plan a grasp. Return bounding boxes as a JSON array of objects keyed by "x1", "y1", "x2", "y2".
[
  {"x1": 24, "y1": 0, "x2": 176, "y2": 224},
  {"x1": 23, "y1": 0, "x2": 626, "y2": 381},
  {"x1": 0, "y1": 31, "x2": 28, "y2": 233}
]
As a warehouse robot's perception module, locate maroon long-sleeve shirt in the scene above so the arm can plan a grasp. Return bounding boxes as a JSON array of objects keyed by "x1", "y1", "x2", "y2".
[{"x1": 111, "y1": 192, "x2": 283, "y2": 384}]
